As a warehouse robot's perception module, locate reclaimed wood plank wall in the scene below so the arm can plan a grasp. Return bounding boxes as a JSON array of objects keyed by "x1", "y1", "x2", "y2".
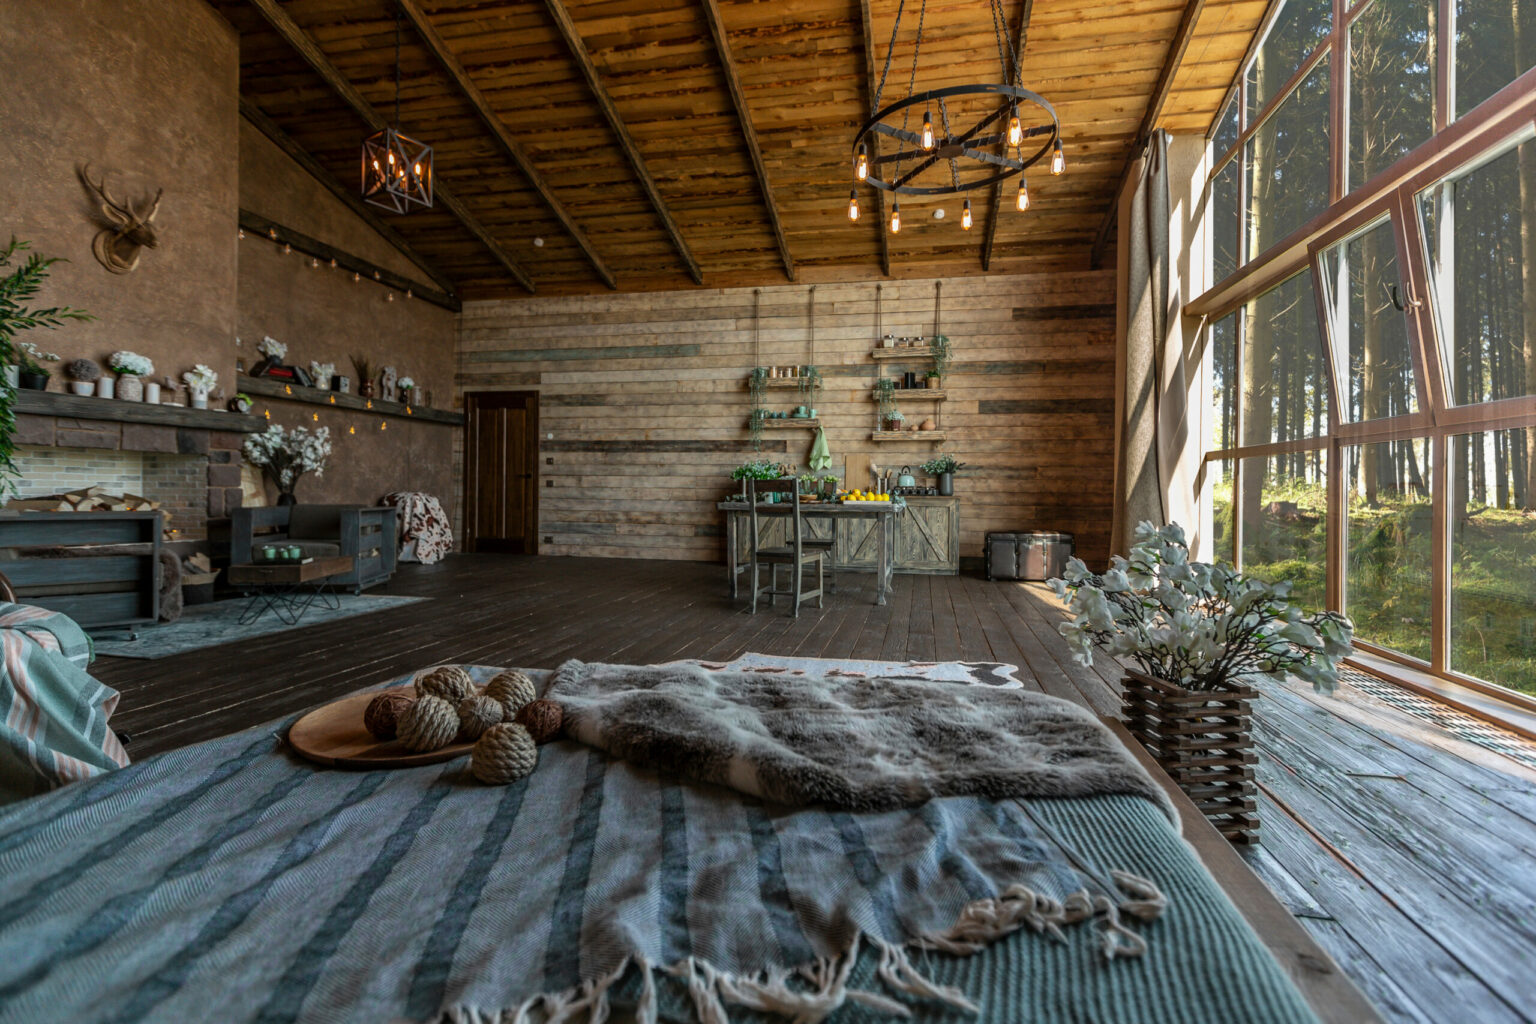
[{"x1": 455, "y1": 270, "x2": 1115, "y2": 566}]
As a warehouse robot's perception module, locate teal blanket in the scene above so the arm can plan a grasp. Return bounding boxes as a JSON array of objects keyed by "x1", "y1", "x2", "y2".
[
  {"x1": 0, "y1": 603, "x2": 127, "y2": 805},
  {"x1": 0, "y1": 665, "x2": 1318, "y2": 1024}
]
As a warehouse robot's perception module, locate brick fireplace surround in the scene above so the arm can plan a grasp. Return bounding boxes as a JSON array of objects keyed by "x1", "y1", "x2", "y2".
[{"x1": 11, "y1": 391, "x2": 264, "y2": 545}]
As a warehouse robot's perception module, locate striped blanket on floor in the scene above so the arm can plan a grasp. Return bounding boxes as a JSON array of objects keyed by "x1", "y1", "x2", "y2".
[{"x1": 0, "y1": 663, "x2": 1319, "y2": 1024}]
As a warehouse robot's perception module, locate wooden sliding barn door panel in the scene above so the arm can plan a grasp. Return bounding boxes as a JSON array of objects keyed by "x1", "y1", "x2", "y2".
[{"x1": 463, "y1": 391, "x2": 539, "y2": 554}]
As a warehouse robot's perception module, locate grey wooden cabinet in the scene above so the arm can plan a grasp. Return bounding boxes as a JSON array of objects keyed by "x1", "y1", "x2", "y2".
[{"x1": 893, "y1": 496, "x2": 960, "y2": 574}]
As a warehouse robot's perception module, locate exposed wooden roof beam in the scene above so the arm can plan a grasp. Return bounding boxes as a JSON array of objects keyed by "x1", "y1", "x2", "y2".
[
  {"x1": 394, "y1": 0, "x2": 616, "y2": 291},
  {"x1": 855, "y1": 0, "x2": 891, "y2": 278},
  {"x1": 698, "y1": 0, "x2": 794, "y2": 282},
  {"x1": 982, "y1": 0, "x2": 1033, "y2": 273},
  {"x1": 1089, "y1": 0, "x2": 1207, "y2": 269},
  {"x1": 539, "y1": 0, "x2": 704, "y2": 285},
  {"x1": 243, "y1": 0, "x2": 536, "y2": 293},
  {"x1": 238, "y1": 96, "x2": 458, "y2": 299}
]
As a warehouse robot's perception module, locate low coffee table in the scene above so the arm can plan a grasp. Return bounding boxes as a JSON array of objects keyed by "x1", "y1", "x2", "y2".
[{"x1": 227, "y1": 555, "x2": 356, "y2": 626}]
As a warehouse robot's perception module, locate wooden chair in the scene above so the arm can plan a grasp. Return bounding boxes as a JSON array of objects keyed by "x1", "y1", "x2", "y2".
[{"x1": 747, "y1": 478, "x2": 825, "y2": 617}]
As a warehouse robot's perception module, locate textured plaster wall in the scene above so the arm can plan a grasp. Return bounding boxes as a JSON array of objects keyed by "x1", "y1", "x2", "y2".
[
  {"x1": 236, "y1": 122, "x2": 459, "y2": 515},
  {"x1": 0, "y1": 0, "x2": 239, "y2": 385}
]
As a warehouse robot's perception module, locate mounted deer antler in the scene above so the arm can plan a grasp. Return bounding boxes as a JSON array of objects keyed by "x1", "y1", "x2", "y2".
[{"x1": 78, "y1": 162, "x2": 163, "y2": 274}]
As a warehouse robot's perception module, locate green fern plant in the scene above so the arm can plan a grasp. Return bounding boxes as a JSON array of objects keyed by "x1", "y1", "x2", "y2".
[{"x1": 1, "y1": 237, "x2": 93, "y2": 495}]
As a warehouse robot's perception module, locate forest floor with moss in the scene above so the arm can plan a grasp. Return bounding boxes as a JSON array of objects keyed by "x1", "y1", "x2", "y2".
[{"x1": 1215, "y1": 480, "x2": 1536, "y2": 696}]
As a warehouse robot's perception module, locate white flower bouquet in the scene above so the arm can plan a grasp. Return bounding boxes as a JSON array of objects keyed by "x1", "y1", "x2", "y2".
[
  {"x1": 1050, "y1": 521, "x2": 1354, "y2": 693},
  {"x1": 182, "y1": 364, "x2": 218, "y2": 395},
  {"x1": 257, "y1": 336, "x2": 287, "y2": 362},
  {"x1": 397, "y1": 376, "x2": 415, "y2": 392},
  {"x1": 243, "y1": 424, "x2": 332, "y2": 493},
  {"x1": 108, "y1": 351, "x2": 153, "y2": 376},
  {"x1": 309, "y1": 362, "x2": 336, "y2": 389}
]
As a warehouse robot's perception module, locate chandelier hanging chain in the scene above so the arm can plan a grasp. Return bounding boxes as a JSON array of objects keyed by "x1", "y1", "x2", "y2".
[
  {"x1": 872, "y1": 0, "x2": 907, "y2": 114},
  {"x1": 938, "y1": 97, "x2": 961, "y2": 190},
  {"x1": 361, "y1": 10, "x2": 434, "y2": 212},
  {"x1": 890, "y1": 0, "x2": 927, "y2": 191}
]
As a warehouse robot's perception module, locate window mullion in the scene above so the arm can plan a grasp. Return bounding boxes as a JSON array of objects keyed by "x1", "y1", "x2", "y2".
[{"x1": 1330, "y1": 0, "x2": 1348, "y2": 203}]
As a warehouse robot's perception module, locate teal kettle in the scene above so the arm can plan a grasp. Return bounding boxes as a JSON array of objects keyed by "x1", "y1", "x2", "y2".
[{"x1": 897, "y1": 465, "x2": 917, "y2": 489}]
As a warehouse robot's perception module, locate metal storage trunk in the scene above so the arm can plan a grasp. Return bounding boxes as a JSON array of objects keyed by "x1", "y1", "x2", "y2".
[{"x1": 985, "y1": 531, "x2": 1074, "y2": 581}]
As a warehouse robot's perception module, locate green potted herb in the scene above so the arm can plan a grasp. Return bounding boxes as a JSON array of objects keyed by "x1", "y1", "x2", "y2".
[
  {"x1": 929, "y1": 334, "x2": 952, "y2": 385},
  {"x1": 921, "y1": 453, "x2": 965, "y2": 496},
  {"x1": 797, "y1": 365, "x2": 823, "y2": 398},
  {"x1": 731, "y1": 458, "x2": 783, "y2": 500},
  {"x1": 820, "y1": 474, "x2": 839, "y2": 500}
]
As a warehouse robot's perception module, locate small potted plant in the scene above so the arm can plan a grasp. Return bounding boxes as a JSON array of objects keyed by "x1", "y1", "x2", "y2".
[
  {"x1": 819, "y1": 474, "x2": 839, "y2": 500},
  {"x1": 15, "y1": 342, "x2": 59, "y2": 390},
  {"x1": 182, "y1": 364, "x2": 218, "y2": 409},
  {"x1": 309, "y1": 361, "x2": 336, "y2": 392},
  {"x1": 108, "y1": 351, "x2": 154, "y2": 402},
  {"x1": 65, "y1": 358, "x2": 100, "y2": 396},
  {"x1": 920, "y1": 453, "x2": 964, "y2": 496},
  {"x1": 929, "y1": 334, "x2": 951, "y2": 386},
  {"x1": 230, "y1": 392, "x2": 254, "y2": 414},
  {"x1": 925, "y1": 370, "x2": 941, "y2": 389},
  {"x1": 730, "y1": 459, "x2": 783, "y2": 500},
  {"x1": 1051, "y1": 521, "x2": 1354, "y2": 842},
  {"x1": 398, "y1": 376, "x2": 416, "y2": 403},
  {"x1": 884, "y1": 409, "x2": 905, "y2": 432}
]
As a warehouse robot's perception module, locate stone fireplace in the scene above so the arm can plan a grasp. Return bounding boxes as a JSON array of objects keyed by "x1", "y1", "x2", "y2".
[{"x1": 10, "y1": 391, "x2": 262, "y2": 545}]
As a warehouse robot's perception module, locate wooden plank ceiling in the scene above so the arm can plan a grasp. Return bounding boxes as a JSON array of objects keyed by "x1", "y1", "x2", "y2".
[{"x1": 211, "y1": 0, "x2": 1269, "y2": 299}]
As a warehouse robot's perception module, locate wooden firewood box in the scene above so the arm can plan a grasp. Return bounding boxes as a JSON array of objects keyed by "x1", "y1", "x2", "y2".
[{"x1": 1121, "y1": 669, "x2": 1260, "y2": 844}]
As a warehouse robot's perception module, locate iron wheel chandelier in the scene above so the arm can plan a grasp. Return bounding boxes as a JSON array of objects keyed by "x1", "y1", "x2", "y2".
[
  {"x1": 848, "y1": 0, "x2": 1065, "y2": 232},
  {"x1": 362, "y1": 12, "x2": 434, "y2": 213}
]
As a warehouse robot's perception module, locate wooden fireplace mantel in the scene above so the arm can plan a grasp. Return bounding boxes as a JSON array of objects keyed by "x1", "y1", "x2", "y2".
[{"x1": 15, "y1": 389, "x2": 266, "y2": 433}]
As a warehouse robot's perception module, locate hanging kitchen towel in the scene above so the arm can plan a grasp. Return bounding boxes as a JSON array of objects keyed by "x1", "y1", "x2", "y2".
[{"x1": 809, "y1": 426, "x2": 832, "y2": 471}]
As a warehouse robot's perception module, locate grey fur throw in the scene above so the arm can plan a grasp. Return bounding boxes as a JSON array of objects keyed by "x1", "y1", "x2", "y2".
[{"x1": 547, "y1": 659, "x2": 1175, "y2": 818}]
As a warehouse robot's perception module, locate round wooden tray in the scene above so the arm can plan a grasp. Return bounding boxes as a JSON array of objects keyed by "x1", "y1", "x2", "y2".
[{"x1": 287, "y1": 685, "x2": 473, "y2": 768}]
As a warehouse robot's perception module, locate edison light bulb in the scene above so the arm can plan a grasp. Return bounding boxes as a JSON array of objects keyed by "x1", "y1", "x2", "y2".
[
  {"x1": 855, "y1": 144, "x2": 868, "y2": 181},
  {"x1": 848, "y1": 189, "x2": 860, "y2": 222},
  {"x1": 1008, "y1": 114, "x2": 1022, "y2": 147},
  {"x1": 1016, "y1": 177, "x2": 1030, "y2": 212},
  {"x1": 921, "y1": 111, "x2": 934, "y2": 150},
  {"x1": 961, "y1": 199, "x2": 973, "y2": 230},
  {"x1": 1051, "y1": 139, "x2": 1065, "y2": 175},
  {"x1": 890, "y1": 202, "x2": 901, "y2": 234}
]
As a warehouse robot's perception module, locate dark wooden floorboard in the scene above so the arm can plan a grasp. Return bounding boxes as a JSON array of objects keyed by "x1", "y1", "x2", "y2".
[{"x1": 90, "y1": 554, "x2": 1536, "y2": 1024}]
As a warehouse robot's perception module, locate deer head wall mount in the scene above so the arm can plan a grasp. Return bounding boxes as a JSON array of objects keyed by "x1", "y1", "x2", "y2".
[{"x1": 78, "y1": 163, "x2": 162, "y2": 274}]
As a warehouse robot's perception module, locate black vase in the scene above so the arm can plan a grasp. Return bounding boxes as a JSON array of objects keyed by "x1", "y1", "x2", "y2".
[
  {"x1": 938, "y1": 472, "x2": 953, "y2": 496},
  {"x1": 277, "y1": 492, "x2": 297, "y2": 507},
  {"x1": 19, "y1": 371, "x2": 49, "y2": 391}
]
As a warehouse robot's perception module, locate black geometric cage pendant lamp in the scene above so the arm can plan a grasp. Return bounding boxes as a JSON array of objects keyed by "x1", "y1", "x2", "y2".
[
  {"x1": 848, "y1": 0, "x2": 1064, "y2": 232},
  {"x1": 362, "y1": 12, "x2": 434, "y2": 213}
]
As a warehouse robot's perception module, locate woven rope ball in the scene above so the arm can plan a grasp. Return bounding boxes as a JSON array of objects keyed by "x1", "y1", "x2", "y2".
[
  {"x1": 483, "y1": 670, "x2": 537, "y2": 717},
  {"x1": 456, "y1": 694, "x2": 505, "y2": 742},
  {"x1": 514, "y1": 699, "x2": 563, "y2": 745},
  {"x1": 363, "y1": 691, "x2": 414, "y2": 741},
  {"x1": 397, "y1": 694, "x2": 460, "y2": 752},
  {"x1": 415, "y1": 665, "x2": 474, "y2": 702},
  {"x1": 471, "y1": 723, "x2": 538, "y2": 785}
]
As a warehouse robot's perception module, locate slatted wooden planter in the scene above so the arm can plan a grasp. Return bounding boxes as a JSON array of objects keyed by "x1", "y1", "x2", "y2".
[{"x1": 1121, "y1": 670, "x2": 1260, "y2": 844}]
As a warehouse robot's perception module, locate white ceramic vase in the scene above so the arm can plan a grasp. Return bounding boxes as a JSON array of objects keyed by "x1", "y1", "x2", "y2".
[
  {"x1": 96, "y1": 377, "x2": 116, "y2": 399},
  {"x1": 144, "y1": 382, "x2": 161, "y2": 404},
  {"x1": 117, "y1": 374, "x2": 143, "y2": 402},
  {"x1": 191, "y1": 392, "x2": 209, "y2": 410},
  {"x1": 70, "y1": 381, "x2": 95, "y2": 396}
]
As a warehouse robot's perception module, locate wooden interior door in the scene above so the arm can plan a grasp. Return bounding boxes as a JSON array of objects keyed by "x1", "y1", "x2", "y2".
[{"x1": 462, "y1": 391, "x2": 539, "y2": 554}]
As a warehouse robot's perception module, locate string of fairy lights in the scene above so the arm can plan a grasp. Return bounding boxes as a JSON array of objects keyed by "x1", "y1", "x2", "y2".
[{"x1": 238, "y1": 226, "x2": 429, "y2": 434}]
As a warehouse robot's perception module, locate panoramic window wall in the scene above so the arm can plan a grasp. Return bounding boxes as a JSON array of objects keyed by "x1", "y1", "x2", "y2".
[{"x1": 1198, "y1": 0, "x2": 1536, "y2": 702}]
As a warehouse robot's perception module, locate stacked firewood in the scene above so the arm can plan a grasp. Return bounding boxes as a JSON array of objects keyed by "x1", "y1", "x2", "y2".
[{"x1": 5, "y1": 485, "x2": 164, "y2": 515}]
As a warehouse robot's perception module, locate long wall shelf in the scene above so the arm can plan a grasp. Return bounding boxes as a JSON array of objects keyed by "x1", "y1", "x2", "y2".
[
  {"x1": 15, "y1": 388, "x2": 265, "y2": 432},
  {"x1": 758, "y1": 418, "x2": 820, "y2": 429},
  {"x1": 871, "y1": 430, "x2": 947, "y2": 442},
  {"x1": 871, "y1": 348, "x2": 936, "y2": 362},
  {"x1": 872, "y1": 389, "x2": 947, "y2": 401},
  {"x1": 238, "y1": 374, "x2": 464, "y2": 426}
]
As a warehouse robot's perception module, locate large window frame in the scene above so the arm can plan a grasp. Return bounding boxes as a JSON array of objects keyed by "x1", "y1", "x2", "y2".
[{"x1": 1194, "y1": 0, "x2": 1536, "y2": 708}]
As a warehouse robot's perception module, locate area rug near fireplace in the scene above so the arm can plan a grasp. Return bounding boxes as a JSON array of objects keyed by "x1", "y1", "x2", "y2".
[{"x1": 90, "y1": 595, "x2": 427, "y2": 660}]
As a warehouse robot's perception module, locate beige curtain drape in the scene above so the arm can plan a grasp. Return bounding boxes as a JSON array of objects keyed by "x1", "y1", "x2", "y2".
[{"x1": 1112, "y1": 131, "x2": 1173, "y2": 557}]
